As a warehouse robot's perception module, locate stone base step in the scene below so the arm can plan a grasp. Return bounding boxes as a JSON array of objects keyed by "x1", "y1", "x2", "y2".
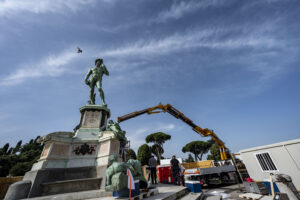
[
  {"x1": 22, "y1": 189, "x2": 111, "y2": 200},
  {"x1": 41, "y1": 177, "x2": 102, "y2": 196},
  {"x1": 147, "y1": 186, "x2": 189, "y2": 200},
  {"x1": 130, "y1": 188, "x2": 159, "y2": 200},
  {"x1": 87, "y1": 184, "x2": 189, "y2": 200}
]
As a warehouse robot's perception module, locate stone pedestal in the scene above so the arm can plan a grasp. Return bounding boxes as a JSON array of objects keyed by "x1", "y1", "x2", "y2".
[
  {"x1": 31, "y1": 104, "x2": 119, "y2": 170},
  {"x1": 18, "y1": 104, "x2": 125, "y2": 198},
  {"x1": 74, "y1": 104, "x2": 110, "y2": 140}
]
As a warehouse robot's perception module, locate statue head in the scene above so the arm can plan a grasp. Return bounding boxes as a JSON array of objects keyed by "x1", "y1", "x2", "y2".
[
  {"x1": 95, "y1": 58, "x2": 103, "y2": 66},
  {"x1": 108, "y1": 120, "x2": 114, "y2": 125}
]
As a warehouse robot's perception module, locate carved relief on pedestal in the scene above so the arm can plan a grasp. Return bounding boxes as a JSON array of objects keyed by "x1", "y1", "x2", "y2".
[{"x1": 72, "y1": 143, "x2": 97, "y2": 156}]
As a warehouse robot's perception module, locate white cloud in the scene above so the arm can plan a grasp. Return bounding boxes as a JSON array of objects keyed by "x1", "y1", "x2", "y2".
[
  {"x1": 154, "y1": 0, "x2": 226, "y2": 23},
  {"x1": 99, "y1": 26, "x2": 291, "y2": 94},
  {"x1": 101, "y1": 29, "x2": 279, "y2": 59},
  {"x1": 126, "y1": 123, "x2": 177, "y2": 150},
  {"x1": 0, "y1": 25, "x2": 286, "y2": 87},
  {"x1": 0, "y1": 0, "x2": 98, "y2": 18},
  {"x1": 0, "y1": 48, "x2": 78, "y2": 86}
]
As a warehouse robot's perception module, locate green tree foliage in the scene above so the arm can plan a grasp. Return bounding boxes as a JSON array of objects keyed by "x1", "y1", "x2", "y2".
[
  {"x1": 182, "y1": 141, "x2": 210, "y2": 161},
  {"x1": 0, "y1": 137, "x2": 43, "y2": 177},
  {"x1": 207, "y1": 143, "x2": 231, "y2": 161},
  {"x1": 150, "y1": 144, "x2": 164, "y2": 165},
  {"x1": 207, "y1": 143, "x2": 221, "y2": 160},
  {"x1": 145, "y1": 132, "x2": 171, "y2": 162},
  {"x1": 127, "y1": 149, "x2": 137, "y2": 160},
  {"x1": 9, "y1": 162, "x2": 33, "y2": 176},
  {"x1": 186, "y1": 153, "x2": 195, "y2": 163},
  {"x1": 0, "y1": 143, "x2": 10, "y2": 155},
  {"x1": 207, "y1": 139, "x2": 215, "y2": 147},
  {"x1": 7, "y1": 147, "x2": 13, "y2": 155},
  {"x1": 150, "y1": 144, "x2": 164, "y2": 159},
  {"x1": 12, "y1": 140, "x2": 22, "y2": 154},
  {"x1": 137, "y1": 144, "x2": 151, "y2": 166},
  {"x1": 0, "y1": 155, "x2": 13, "y2": 177}
]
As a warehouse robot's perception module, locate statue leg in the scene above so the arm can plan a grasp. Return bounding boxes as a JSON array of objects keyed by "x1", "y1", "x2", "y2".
[
  {"x1": 96, "y1": 81, "x2": 105, "y2": 105},
  {"x1": 89, "y1": 83, "x2": 96, "y2": 104}
]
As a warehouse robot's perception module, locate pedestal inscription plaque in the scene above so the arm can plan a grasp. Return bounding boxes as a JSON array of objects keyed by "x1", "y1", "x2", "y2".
[{"x1": 82, "y1": 111, "x2": 101, "y2": 128}]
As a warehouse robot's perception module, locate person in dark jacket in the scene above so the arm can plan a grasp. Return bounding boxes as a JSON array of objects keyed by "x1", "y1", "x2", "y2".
[
  {"x1": 148, "y1": 156, "x2": 158, "y2": 184},
  {"x1": 170, "y1": 155, "x2": 180, "y2": 185}
]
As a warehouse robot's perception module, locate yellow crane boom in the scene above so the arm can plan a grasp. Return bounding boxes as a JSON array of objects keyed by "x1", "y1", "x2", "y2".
[{"x1": 117, "y1": 103, "x2": 228, "y2": 160}]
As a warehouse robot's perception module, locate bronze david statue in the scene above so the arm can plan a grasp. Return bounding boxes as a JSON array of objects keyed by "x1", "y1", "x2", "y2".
[{"x1": 85, "y1": 58, "x2": 109, "y2": 105}]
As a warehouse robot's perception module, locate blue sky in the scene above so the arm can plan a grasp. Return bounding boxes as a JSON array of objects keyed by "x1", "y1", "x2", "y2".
[{"x1": 0, "y1": 0, "x2": 299, "y2": 159}]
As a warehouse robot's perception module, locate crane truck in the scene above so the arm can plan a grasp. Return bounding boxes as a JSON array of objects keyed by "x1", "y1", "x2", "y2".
[{"x1": 118, "y1": 103, "x2": 239, "y2": 185}]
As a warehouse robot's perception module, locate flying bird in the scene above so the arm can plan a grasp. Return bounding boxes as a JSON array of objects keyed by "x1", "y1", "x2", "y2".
[{"x1": 77, "y1": 47, "x2": 82, "y2": 53}]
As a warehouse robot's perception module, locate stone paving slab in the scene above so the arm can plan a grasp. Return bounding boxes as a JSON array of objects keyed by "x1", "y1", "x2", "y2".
[
  {"x1": 179, "y1": 192, "x2": 203, "y2": 200},
  {"x1": 146, "y1": 184, "x2": 189, "y2": 200},
  {"x1": 89, "y1": 184, "x2": 189, "y2": 200},
  {"x1": 239, "y1": 193, "x2": 263, "y2": 199},
  {"x1": 205, "y1": 195, "x2": 221, "y2": 200},
  {"x1": 239, "y1": 193, "x2": 274, "y2": 200},
  {"x1": 260, "y1": 196, "x2": 273, "y2": 200},
  {"x1": 201, "y1": 183, "x2": 245, "y2": 199}
]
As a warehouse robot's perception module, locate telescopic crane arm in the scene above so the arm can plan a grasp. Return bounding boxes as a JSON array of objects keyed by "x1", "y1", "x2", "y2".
[{"x1": 117, "y1": 103, "x2": 228, "y2": 160}]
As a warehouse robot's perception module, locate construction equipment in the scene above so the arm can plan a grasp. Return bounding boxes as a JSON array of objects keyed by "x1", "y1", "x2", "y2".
[
  {"x1": 117, "y1": 103, "x2": 228, "y2": 160},
  {"x1": 231, "y1": 153, "x2": 250, "y2": 181}
]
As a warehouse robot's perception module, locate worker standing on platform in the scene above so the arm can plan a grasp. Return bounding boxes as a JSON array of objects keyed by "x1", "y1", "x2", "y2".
[
  {"x1": 170, "y1": 155, "x2": 180, "y2": 185},
  {"x1": 148, "y1": 156, "x2": 158, "y2": 184}
]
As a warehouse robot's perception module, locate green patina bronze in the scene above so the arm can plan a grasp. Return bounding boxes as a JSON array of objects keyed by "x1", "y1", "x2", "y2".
[
  {"x1": 107, "y1": 120, "x2": 127, "y2": 142},
  {"x1": 105, "y1": 155, "x2": 147, "y2": 192},
  {"x1": 127, "y1": 159, "x2": 147, "y2": 183},
  {"x1": 106, "y1": 120, "x2": 127, "y2": 159},
  {"x1": 85, "y1": 58, "x2": 109, "y2": 105}
]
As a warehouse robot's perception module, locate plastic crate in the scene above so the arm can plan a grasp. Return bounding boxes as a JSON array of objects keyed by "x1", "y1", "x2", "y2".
[{"x1": 185, "y1": 181, "x2": 202, "y2": 193}]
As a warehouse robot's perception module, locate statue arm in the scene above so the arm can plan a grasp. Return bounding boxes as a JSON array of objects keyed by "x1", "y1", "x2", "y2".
[
  {"x1": 84, "y1": 69, "x2": 92, "y2": 84},
  {"x1": 103, "y1": 64, "x2": 109, "y2": 76}
]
